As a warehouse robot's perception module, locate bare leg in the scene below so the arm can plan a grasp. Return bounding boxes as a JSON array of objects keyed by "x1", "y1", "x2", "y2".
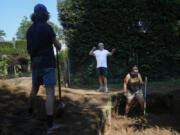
[
  {"x1": 45, "y1": 87, "x2": 55, "y2": 128},
  {"x1": 103, "y1": 75, "x2": 107, "y2": 88},
  {"x1": 28, "y1": 85, "x2": 40, "y2": 113},
  {"x1": 98, "y1": 75, "x2": 103, "y2": 88},
  {"x1": 135, "y1": 95, "x2": 144, "y2": 111},
  {"x1": 125, "y1": 98, "x2": 133, "y2": 115},
  {"x1": 45, "y1": 87, "x2": 55, "y2": 115}
]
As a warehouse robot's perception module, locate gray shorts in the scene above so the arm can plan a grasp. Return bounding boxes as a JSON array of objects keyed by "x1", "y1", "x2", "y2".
[{"x1": 126, "y1": 89, "x2": 143, "y2": 100}]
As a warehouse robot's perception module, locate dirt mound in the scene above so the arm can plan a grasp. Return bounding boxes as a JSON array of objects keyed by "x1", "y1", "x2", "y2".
[
  {"x1": 110, "y1": 90, "x2": 180, "y2": 135},
  {"x1": 1, "y1": 78, "x2": 180, "y2": 135},
  {"x1": 0, "y1": 79, "x2": 109, "y2": 135},
  {"x1": 110, "y1": 115, "x2": 179, "y2": 135}
]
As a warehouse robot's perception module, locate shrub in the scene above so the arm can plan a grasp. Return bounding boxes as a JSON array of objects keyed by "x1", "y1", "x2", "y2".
[
  {"x1": 0, "y1": 48, "x2": 28, "y2": 58},
  {"x1": 15, "y1": 40, "x2": 27, "y2": 49},
  {"x1": 0, "y1": 41, "x2": 13, "y2": 48}
]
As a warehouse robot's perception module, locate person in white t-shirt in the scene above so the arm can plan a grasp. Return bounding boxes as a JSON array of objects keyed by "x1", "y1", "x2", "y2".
[{"x1": 89, "y1": 43, "x2": 115, "y2": 92}]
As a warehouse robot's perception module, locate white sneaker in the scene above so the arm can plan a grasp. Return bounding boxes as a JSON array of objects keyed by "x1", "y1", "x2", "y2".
[
  {"x1": 104, "y1": 88, "x2": 108, "y2": 92},
  {"x1": 97, "y1": 87, "x2": 104, "y2": 92},
  {"x1": 47, "y1": 123, "x2": 64, "y2": 134}
]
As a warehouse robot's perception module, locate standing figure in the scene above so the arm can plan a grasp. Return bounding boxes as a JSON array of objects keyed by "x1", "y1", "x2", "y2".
[
  {"x1": 26, "y1": 4, "x2": 61, "y2": 131},
  {"x1": 124, "y1": 65, "x2": 144, "y2": 115},
  {"x1": 89, "y1": 43, "x2": 115, "y2": 92}
]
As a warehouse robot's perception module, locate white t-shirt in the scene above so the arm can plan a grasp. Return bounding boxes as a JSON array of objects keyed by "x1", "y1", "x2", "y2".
[{"x1": 93, "y1": 49, "x2": 110, "y2": 68}]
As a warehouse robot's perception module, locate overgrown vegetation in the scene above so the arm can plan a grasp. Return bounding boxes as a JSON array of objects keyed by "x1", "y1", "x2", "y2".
[
  {"x1": 58, "y1": 0, "x2": 180, "y2": 85},
  {"x1": 0, "y1": 41, "x2": 13, "y2": 48},
  {"x1": 0, "y1": 40, "x2": 29, "y2": 78},
  {"x1": 0, "y1": 14, "x2": 65, "y2": 79},
  {"x1": 0, "y1": 39, "x2": 68, "y2": 81},
  {"x1": 16, "y1": 16, "x2": 64, "y2": 40}
]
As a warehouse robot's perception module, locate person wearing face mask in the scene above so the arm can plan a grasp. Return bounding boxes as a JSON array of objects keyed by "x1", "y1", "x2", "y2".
[
  {"x1": 123, "y1": 65, "x2": 144, "y2": 116},
  {"x1": 89, "y1": 43, "x2": 115, "y2": 92}
]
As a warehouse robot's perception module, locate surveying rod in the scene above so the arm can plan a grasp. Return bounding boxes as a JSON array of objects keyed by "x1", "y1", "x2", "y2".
[{"x1": 144, "y1": 76, "x2": 147, "y2": 116}]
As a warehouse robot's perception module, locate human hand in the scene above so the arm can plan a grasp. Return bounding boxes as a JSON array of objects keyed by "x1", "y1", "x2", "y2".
[
  {"x1": 112, "y1": 48, "x2": 116, "y2": 53},
  {"x1": 55, "y1": 36, "x2": 61, "y2": 50},
  {"x1": 56, "y1": 36, "x2": 59, "y2": 39},
  {"x1": 92, "y1": 47, "x2": 96, "y2": 50}
]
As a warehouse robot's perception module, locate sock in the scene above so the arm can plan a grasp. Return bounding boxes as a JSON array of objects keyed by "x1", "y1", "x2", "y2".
[{"x1": 47, "y1": 115, "x2": 53, "y2": 128}]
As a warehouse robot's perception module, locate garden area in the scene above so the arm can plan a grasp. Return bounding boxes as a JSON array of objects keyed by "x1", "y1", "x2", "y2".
[{"x1": 1, "y1": 0, "x2": 180, "y2": 135}]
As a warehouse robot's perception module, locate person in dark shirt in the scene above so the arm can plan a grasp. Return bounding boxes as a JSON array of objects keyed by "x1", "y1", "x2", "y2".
[
  {"x1": 26, "y1": 4, "x2": 61, "y2": 131},
  {"x1": 123, "y1": 65, "x2": 144, "y2": 116}
]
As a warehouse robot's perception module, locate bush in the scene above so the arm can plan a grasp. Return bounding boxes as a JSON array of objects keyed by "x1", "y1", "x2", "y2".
[
  {"x1": 58, "y1": 48, "x2": 69, "y2": 66},
  {"x1": 0, "y1": 48, "x2": 28, "y2": 58},
  {"x1": 58, "y1": 0, "x2": 180, "y2": 84},
  {"x1": 0, "y1": 57, "x2": 8, "y2": 77},
  {"x1": 0, "y1": 41, "x2": 13, "y2": 48},
  {"x1": 15, "y1": 40, "x2": 27, "y2": 49}
]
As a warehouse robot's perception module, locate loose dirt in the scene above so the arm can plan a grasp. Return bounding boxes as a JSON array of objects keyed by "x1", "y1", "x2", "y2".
[
  {"x1": 1, "y1": 77, "x2": 180, "y2": 135},
  {"x1": 0, "y1": 77, "x2": 108, "y2": 135}
]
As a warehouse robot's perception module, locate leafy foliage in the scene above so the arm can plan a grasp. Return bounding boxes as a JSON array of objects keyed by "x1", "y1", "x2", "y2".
[
  {"x1": 15, "y1": 40, "x2": 27, "y2": 49},
  {"x1": 0, "y1": 30, "x2": 6, "y2": 38},
  {"x1": 0, "y1": 48, "x2": 28, "y2": 58},
  {"x1": 0, "y1": 40, "x2": 28, "y2": 57},
  {"x1": 0, "y1": 56, "x2": 8, "y2": 77},
  {"x1": 58, "y1": 0, "x2": 180, "y2": 84},
  {"x1": 48, "y1": 21, "x2": 64, "y2": 39},
  {"x1": 59, "y1": 48, "x2": 69, "y2": 66},
  {"x1": 16, "y1": 16, "x2": 32, "y2": 40},
  {"x1": 16, "y1": 16, "x2": 64, "y2": 40},
  {"x1": 0, "y1": 41, "x2": 13, "y2": 48}
]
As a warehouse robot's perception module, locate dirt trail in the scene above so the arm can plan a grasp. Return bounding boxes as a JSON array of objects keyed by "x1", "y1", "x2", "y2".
[
  {"x1": 0, "y1": 77, "x2": 109, "y2": 135},
  {"x1": 1, "y1": 77, "x2": 180, "y2": 135}
]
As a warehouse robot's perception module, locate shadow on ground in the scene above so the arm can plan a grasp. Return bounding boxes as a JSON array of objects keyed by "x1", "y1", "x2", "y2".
[{"x1": 0, "y1": 82, "x2": 107, "y2": 135}]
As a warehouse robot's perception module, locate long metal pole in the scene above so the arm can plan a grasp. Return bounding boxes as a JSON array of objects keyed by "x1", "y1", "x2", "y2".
[{"x1": 144, "y1": 76, "x2": 147, "y2": 116}]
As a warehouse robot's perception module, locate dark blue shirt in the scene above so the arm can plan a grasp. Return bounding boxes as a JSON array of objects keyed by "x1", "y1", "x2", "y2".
[{"x1": 26, "y1": 23, "x2": 56, "y2": 69}]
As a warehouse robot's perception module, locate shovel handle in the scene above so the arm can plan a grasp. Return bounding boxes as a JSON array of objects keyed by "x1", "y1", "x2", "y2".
[
  {"x1": 144, "y1": 76, "x2": 147, "y2": 115},
  {"x1": 56, "y1": 49, "x2": 61, "y2": 100}
]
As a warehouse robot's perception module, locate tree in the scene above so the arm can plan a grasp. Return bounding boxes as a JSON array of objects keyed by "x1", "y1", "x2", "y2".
[
  {"x1": 48, "y1": 21, "x2": 64, "y2": 39},
  {"x1": 16, "y1": 16, "x2": 32, "y2": 39},
  {"x1": 16, "y1": 16, "x2": 64, "y2": 40},
  {"x1": 0, "y1": 30, "x2": 6, "y2": 38},
  {"x1": 58, "y1": 0, "x2": 180, "y2": 84}
]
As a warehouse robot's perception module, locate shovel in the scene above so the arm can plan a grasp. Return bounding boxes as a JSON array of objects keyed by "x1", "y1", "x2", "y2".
[{"x1": 55, "y1": 49, "x2": 65, "y2": 117}]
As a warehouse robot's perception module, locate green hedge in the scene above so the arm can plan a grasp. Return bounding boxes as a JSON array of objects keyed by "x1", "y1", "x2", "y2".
[
  {"x1": 0, "y1": 41, "x2": 13, "y2": 48},
  {"x1": 0, "y1": 48, "x2": 28, "y2": 58},
  {"x1": 58, "y1": 0, "x2": 180, "y2": 83},
  {"x1": 15, "y1": 40, "x2": 26, "y2": 49}
]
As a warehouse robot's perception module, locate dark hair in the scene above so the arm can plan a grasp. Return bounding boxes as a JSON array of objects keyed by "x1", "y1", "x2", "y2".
[
  {"x1": 132, "y1": 65, "x2": 138, "y2": 71},
  {"x1": 31, "y1": 12, "x2": 50, "y2": 23}
]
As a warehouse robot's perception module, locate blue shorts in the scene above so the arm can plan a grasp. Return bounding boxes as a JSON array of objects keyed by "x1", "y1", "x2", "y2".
[
  {"x1": 32, "y1": 68, "x2": 56, "y2": 87},
  {"x1": 97, "y1": 67, "x2": 108, "y2": 76}
]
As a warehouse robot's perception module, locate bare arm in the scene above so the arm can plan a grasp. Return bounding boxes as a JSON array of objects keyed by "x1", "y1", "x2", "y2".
[
  {"x1": 124, "y1": 74, "x2": 130, "y2": 95},
  {"x1": 108, "y1": 48, "x2": 115, "y2": 56},
  {"x1": 89, "y1": 47, "x2": 96, "y2": 56},
  {"x1": 53, "y1": 36, "x2": 61, "y2": 50}
]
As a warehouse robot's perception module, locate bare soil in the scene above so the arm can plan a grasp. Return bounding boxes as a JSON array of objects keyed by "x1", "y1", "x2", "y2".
[
  {"x1": 110, "y1": 89, "x2": 180, "y2": 135},
  {"x1": 0, "y1": 77, "x2": 108, "y2": 135},
  {"x1": 1, "y1": 77, "x2": 180, "y2": 135}
]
